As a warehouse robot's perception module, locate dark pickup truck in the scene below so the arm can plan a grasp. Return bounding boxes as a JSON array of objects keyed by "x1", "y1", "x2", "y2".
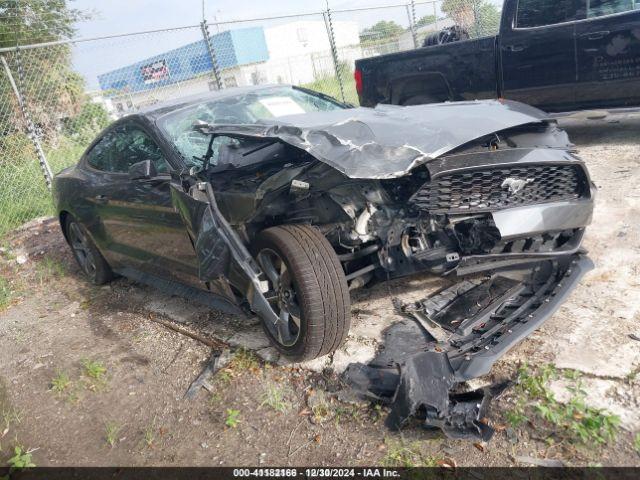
[{"x1": 355, "y1": 0, "x2": 640, "y2": 113}]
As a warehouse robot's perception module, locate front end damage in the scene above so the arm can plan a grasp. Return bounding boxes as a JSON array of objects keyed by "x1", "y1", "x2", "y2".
[{"x1": 168, "y1": 100, "x2": 595, "y2": 440}]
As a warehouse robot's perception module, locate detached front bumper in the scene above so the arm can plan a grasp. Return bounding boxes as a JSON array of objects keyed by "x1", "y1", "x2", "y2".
[{"x1": 344, "y1": 252, "x2": 593, "y2": 441}]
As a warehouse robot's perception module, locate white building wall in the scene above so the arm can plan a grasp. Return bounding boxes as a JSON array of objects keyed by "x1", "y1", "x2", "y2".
[{"x1": 263, "y1": 20, "x2": 361, "y2": 85}]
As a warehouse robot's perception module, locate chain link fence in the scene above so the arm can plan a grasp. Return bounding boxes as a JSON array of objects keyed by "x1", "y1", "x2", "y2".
[{"x1": 0, "y1": 0, "x2": 502, "y2": 237}]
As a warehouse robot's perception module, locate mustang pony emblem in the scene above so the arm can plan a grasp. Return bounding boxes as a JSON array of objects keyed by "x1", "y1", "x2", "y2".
[{"x1": 501, "y1": 177, "x2": 534, "y2": 196}]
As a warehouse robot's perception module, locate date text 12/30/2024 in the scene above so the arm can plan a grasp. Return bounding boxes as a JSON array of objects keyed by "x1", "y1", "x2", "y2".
[{"x1": 232, "y1": 468, "x2": 401, "y2": 478}]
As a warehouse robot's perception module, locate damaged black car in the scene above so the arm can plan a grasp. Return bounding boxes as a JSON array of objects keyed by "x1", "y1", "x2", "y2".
[{"x1": 53, "y1": 85, "x2": 595, "y2": 389}]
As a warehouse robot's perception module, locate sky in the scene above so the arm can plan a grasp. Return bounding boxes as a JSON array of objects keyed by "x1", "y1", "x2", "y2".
[{"x1": 70, "y1": 0, "x2": 501, "y2": 89}]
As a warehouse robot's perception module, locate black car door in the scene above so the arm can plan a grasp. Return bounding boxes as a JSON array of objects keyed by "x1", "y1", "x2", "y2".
[
  {"x1": 85, "y1": 121, "x2": 200, "y2": 286},
  {"x1": 500, "y1": 0, "x2": 581, "y2": 111},
  {"x1": 575, "y1": 0, "x2": 640, "y2": 108}
]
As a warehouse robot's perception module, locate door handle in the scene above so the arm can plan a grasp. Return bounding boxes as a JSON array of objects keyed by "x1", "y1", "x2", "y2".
[
  {"x1": 581, "y1": 30, "x2": 610, "y2": 40},
  {"x1": 504, "y1": 44, "x2": 526, "y2": 52},
  {"x1": 94, "y1": 194, "x2": 109, "y2": 205}
]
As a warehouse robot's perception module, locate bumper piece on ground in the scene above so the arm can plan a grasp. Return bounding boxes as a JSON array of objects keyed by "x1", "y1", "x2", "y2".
[{"x1": 344, "y1": 253, "x2": 593, "y2": 441}]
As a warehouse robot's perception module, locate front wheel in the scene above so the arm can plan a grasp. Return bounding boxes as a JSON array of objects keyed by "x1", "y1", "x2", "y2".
[{"x1": 252, "y1": 225, "x2": 351, "y2": 361}]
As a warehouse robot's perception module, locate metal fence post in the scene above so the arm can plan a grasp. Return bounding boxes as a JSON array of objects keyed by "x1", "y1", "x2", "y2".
[
  {"x1": 200, "y1": 20, "x2": 223, "y2": 90},
  {"x1": 407, "y1": 1, "x2": 418, "y2": 49},
  {"x1": 322, "y1": 8, "x2": 346, "y2": 103},
  {"x1": 1, "y1": 54, "x2": 53, "y2": 189},
  {"x1": 434, "y1": 1, "x2": 439, "y2": 31}
]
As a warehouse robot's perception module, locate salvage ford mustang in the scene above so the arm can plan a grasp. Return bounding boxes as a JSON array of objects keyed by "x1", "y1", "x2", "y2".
[{"x1": 53, "y1": 86, "x2": 595, "y2": 389}]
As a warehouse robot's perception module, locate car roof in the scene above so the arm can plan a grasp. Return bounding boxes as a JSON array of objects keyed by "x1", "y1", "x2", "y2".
[{"x1": 137, "y1": 84, "x2": 290, "y2": 119}]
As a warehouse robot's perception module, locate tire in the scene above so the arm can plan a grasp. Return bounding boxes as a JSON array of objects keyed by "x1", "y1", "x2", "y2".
[
  {"x1": 252, "y1": 225, "x2": 351, "y2": 361},
  {"x1": 65, "y1": 216, "x2": 114, "y2": 285}
]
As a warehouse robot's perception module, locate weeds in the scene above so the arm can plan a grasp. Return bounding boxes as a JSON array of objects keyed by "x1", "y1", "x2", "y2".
[
  {"x1": 36, "y1": 256, "x2": 66, "y2": 283},
  {"x1": 81, "y1": 358, "x2": 107, "y2": 390},
  {"x1": 0, "y1": 278, "x2": 11, "y2": 310},
  {"x1": 634, "y1": 433, "x2": 640, "y2": 454},
  {"x1": 380, "y1": 440, "x2": 438, "y2": 468},
  {"x1": 6, "y1": 445, "x2": 35, "y2": 470},
  {"x1": 1, "y1": 407, "x2": 22, "y2": 431},
  {"x1": 260, "y1": 384, "x2": 290, "y2": 413},
  {"x1": 50, "y1": 371, "x2": 71, "y2": 394},
  {"x1": 224, "y1": 409, "x2": 241, "y2": 428},
  {"x1": 104, "y1": 421, "x2": 120, "y2": 447},
  {"x1": 507, "y1": 363, "x2": 620, "y2": 446},
  {"x1": 229, "y1": 348, "x2": 259, "y2": 372}
]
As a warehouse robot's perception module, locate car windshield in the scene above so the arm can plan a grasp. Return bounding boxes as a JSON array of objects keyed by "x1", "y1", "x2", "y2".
[{"x1": 156, "y1": 86, "x2": 346, "y2": 167}]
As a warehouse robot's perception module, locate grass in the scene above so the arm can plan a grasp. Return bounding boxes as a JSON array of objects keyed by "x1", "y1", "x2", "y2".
[
  {"x1": 50, "y1": 371, "x2": 71, "y2": 394},
  {"x1": 6, "y1": 445, "x2": 35, "y2": 470},
  {"x1": 634, "y1": 433, "x2": 640, "y2": 454},
  {"x1": 0, "y1": 278, "x2": 11, "y2": 310},
  {"x1": 224, "y1": 409, "x2": 241, "y2": 429},
  {"x1": 380, "y1": 440, "x2": 439, "y2": 468},
  {"x1": 228, "y1": 348, "x2": 260, "y2": 372},
  {"x1": 36, "y1": 256, "x2": 66, "y2": 283},
  {"x1": 0, "y1": 134, "x2": 85, "y2": 237},
  {"x1": 506, "y1": 363, "x2": 621, "y2": 446},
  {"x1": 104, "y1": 421, "x2": 121, "y2": 447},
  {"x1": 81, "y1": 359, "x2": 106, "y2": 382},
  {"x1": 302, "y1": 73, "x2": 359, "y2": 106},
  {"x1": 1, "y1": 407, "x2": 22, "y2": 431},
  {"x1": 260, "y1": 384, "x2": 290, "y2": 413}
]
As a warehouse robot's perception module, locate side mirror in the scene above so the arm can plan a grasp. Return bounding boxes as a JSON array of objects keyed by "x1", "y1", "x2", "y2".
[{"x1": 128, "y1": 159, "x2": 157, "y2": 180}]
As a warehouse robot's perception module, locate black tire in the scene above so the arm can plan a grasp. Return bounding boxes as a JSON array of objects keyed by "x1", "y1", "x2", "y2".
[
  {"x1": 252, "y1": 225, "x2": 351, "y2": 361},
  {"x1": 65, "y1": 216, "x2": 114, "y2": 285}
]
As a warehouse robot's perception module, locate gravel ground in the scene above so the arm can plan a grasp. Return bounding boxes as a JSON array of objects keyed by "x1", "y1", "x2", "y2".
[{"x1": 0, "y1": 114, "x2": 638, "y2": 467}]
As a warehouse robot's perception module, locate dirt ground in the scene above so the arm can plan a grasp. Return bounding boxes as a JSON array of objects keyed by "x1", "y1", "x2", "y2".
[{"x1": 0, "y1": 114, "x2": 639, "y2": 467}]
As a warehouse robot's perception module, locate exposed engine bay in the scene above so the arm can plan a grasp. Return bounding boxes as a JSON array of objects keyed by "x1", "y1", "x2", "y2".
[{"x1": 167, "y1": 98, "x2": 595, "y2": 441}]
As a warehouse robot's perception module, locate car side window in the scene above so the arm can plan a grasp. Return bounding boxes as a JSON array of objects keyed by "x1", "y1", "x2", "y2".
[
  {"x1": 516, "y1": 0, "x2": 580, "y2": 27},
  {"x1": 86, "y1": 124, "x2": 168, "y2": 174},
  {"x1": 585, "y1": 0, "x2": 636, "y2": 18}
]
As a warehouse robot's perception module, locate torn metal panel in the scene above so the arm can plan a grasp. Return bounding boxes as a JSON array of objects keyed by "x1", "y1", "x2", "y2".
[
  {"x1": 170, "y1": 181, "x2": 279, "y2": 326},
  {"x1": 195, "y1": 100, "x2": 555, "y2": 179},
  {"x1": 344, "y1": 253, "x2": 593, "y2": 441}
]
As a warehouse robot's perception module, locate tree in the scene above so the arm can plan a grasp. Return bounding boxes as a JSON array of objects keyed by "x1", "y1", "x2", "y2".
[
  {"x1": 441, "y1": 0, "x2": 501, "y2": 37},
  {"x1": 415, "y1": 15, "x2": 437, "y2": 29},
  {"x1": 0, "y1": 1, "x2": 91, "y2": 138},
  {"x1": 359, "y1": 20, "x2": 405, "y2": 44}
]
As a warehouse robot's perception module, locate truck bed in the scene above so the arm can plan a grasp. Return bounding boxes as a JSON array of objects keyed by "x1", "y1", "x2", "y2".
[{"x1": 356, "y1": 36, "x2": 498, "y2": 107}]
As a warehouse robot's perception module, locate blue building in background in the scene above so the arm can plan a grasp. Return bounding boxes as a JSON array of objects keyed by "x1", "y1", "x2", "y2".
[{"x1": 98, "y1": 27, "x2": 269, "y2": 103}]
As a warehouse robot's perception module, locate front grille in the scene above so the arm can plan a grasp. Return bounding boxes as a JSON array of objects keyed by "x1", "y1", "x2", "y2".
[{"x1": 411, "y1": 164, "x2": 588, "y2": 214}]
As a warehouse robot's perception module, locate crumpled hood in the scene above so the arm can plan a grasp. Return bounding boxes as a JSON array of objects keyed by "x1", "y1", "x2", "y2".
[{"x1": 198, "y1": 100, "x2": 552, "y2": 179}]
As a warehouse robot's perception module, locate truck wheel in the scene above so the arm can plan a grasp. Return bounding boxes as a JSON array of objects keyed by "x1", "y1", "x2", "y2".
[
  {"x1": 252, "y1": 225, "x2": 351, "y2": 361},
  {"x1": 65, "y1": 216, "x2": 114, "y2": 285}
]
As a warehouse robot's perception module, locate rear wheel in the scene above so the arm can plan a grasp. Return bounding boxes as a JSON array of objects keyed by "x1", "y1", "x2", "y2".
[
  {"x1": 65, "y1": 216, "x2": 114, "y2": 285},
  {"x1": 252, "y1": 225, "x2": 351, "y2": 361}
]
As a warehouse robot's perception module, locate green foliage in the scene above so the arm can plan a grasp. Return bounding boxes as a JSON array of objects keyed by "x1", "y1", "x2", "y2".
[
  {"x1": 50, "y1": 371, "x2": 71, "y2": 394},
  {"x1": 415, "y1": 15, "x2": 437, "y2": 28},
  {"x1": 360, "y1": 20, "x2": 405, "y2": 43},
  {"x1": 0, "y1": 278, "x2": 12, "y2": 310},
  {"x1": 224, "y1": 409, "x2": 241, "y2": 428},
  {"x1": 81, "y1": 359, "x2": 107, "y2": 390},
  {"x1": 634, "y1": 433, "x2": 640, "y2": 453},
  {"x1": 62, "y1": 102, "x2": 111, "y2": 145},
  {"x1": 104, "y1": 421, "x2": 120, "y2": 447},
  {"x1": 380, "y1": 441, "x2": 438, "y2": 467},
  {"x1": 36, "y1": 256, "x2": 66, "y2": 284},
  {"x1": 510, "y1": 364, "x2": 621, "y2": 446},
  {"x1": 6, "y1": 446, "x2": 35, "y2": 470},
  {"x1": 260, "y1": 384, "x2": 290, "y2": 413}
]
